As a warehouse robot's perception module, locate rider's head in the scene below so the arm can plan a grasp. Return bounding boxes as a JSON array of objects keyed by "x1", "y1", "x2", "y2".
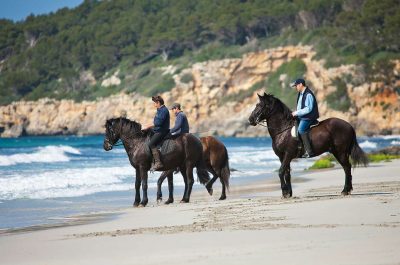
[
  {"x1": 291, "y1": 78, "x2": 306, "y2": 92},
  {"x1": 152, "y1": 96, "x2": 164, "y2": 108},
  {"x1": 170, "y1": 103, "x2": 181, "y2": 114}
]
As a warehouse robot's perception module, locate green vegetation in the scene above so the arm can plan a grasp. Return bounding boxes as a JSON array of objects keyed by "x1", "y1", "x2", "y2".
[
  {"x1": 309, "y1": 152, "x2": 400, "y2": 170},
  {"x1": 222, "y1": 80, "x2": 264, "y2": 104},
  {"x1": 367, "y1": 154, "x2": 400, "y2": 163},
  {"x1": 326, "y1": 78, "x2": 352, "y2": 112},
  {"x1": 308, "y1": 158, "x2": 335, "y2": 170},
  {"x1": 0, "y1": 0, "x2": 399, "y2": 105},
  {"x1": 264, "y1": 59, "x2": 307, "y2": 108},
  {"x1": 308, "y1": 154, "x2": 336, "y2": 169}
]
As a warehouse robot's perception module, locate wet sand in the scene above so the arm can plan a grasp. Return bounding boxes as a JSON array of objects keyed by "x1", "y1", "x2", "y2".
[{"x1": 1, "y1": 160, "x2": 399, "y2": 265}]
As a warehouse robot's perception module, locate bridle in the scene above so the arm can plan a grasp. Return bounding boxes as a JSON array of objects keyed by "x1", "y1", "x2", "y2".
[
  {"x1": 254, "y1": 103, "x2": 294, "y2": 136},
  {"x1": 106, "y1": 118, "x2": 124, "y2": 147}
]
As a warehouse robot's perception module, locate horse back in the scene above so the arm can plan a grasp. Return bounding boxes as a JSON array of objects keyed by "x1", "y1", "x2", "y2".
[
  {"x1": 200, "y1": 136, "x2": 228, "y2": 169},
  {"x1": 310, "y1": 117, "x2": 356, "y2": 154}
]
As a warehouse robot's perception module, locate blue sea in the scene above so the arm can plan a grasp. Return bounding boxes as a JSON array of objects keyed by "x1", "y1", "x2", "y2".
[{"x1": 0, "y1": 135, "x2": 399, "y2": 230}]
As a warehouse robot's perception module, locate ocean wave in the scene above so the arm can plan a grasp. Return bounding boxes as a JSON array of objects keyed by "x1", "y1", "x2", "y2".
[
  {"x1": 373, "y1": 135, "x2": 400, "y2": 140},
  {"x1": 229, "y1": 149, "x2": 278, "y2": 165},
  {"x1": 391, "y1": 141, "x2": 400, "y2": 145},
  {"x1": 359, "y1": 140, "x2": 377, "y2": 149},
  {"x1": 0, "y1": 145, "x2": 81, "y2": 166},
  {"x1": 0, "y1": 166, "x2": 209, "y2": 200}
]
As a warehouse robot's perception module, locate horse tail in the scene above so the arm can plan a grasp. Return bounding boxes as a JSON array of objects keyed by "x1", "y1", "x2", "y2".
[
  {"x1": 196, "y1": 158, "x2": 210, "y2": 185},
  {"x1": 220, "y1": 146, "x2": 230, "y2": 190},
  {"x1": 350, "y1": 131, "x2": 369, "y2": 168}
]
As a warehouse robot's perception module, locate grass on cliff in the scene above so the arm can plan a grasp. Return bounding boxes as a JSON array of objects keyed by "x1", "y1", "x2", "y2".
[{"x1": 308, "y1": 153, "x2": 400, "y2": 170}]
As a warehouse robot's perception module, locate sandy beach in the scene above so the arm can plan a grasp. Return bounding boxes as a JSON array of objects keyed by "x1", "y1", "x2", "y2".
[{"x1": 1, "y1": 160, "x2": 400, "y2": 265}]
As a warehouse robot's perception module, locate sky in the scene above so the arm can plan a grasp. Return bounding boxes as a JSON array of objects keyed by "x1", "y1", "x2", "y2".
[{"x1": 0, "y1": 0, "x2": 84, "y2": 22}]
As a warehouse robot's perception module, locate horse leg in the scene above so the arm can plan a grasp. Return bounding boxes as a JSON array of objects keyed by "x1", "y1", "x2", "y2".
[
  {"x1": 279, "y1": 156, "x2": 292, "y2": 198},
  {"x1": 205, "y1": 168, "x2": 218, "y2": 196},
  {"x1": 133, "y1": 169, "x2": 141, "y2": 207},
  {"x1": 219, "y1": 170, "x2": 227, "y2": 200},
  {"x1": 157, "y1": 171, "x2": 169, "y2": 203},
  {"x1": 332, "y1": 151, "x2": 353, "y2": 195},
  {"x1": 165, "y1": 172, "x2": 174, "y2": 204},
  {"x1": 284, "y1": 166, "x2": 292, "y2": 197},
  {"x1": 180, "y1": 166, "x2": 188, "y2": 203},
  {"x1": 182, "y1": 164, "x2": 195, "y2": 203},
  {"x1": 140, "y1": 168, "x2": 149, "y2": 207}
]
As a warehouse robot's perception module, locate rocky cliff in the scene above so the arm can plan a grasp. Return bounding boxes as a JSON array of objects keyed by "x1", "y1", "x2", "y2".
[{"x1": 1, "y1": 45, "x2": 399, "y2": 137}]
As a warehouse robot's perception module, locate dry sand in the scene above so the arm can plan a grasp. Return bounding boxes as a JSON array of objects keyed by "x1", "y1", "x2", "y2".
[{"x1": 1, "y1": 160, "x2": 400, "y2": 265}]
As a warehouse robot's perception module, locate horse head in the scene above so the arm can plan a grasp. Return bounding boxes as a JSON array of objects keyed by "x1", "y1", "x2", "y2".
[
  {"x1": 248, "y1": 92, "x2": 275, "y2": 126},
  {"x1": 103, "y1": 118, "x2": 123, "y2": 151}
]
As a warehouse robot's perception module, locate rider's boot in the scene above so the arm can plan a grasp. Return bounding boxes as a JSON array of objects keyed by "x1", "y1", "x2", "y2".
[
  {"x1": 151, "y1": 148, "x2": 164, "y2": 171},
  {"x1": 300, "y1": 132, "x2": 314, "y2": 158}
]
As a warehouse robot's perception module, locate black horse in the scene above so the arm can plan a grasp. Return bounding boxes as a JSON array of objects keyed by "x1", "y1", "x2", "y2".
[
  {"x1": 103, "y1": 117, "x2": 210, "y2": 207},
  {"x1": 248, "y1": 93, "x2": 368, "y2": 198},
  {"x1": 156, "y1": 135, "x2": 230, "y2": 204}
]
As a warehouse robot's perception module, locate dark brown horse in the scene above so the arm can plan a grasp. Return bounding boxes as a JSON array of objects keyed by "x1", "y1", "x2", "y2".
[
  {"x1": 157, "y1": 136, "x2": 230, "y2": 203},
  {"x1": 248, "y1": 93, "x2": 368, "y2": 198},
  {"x1": 103, "y1": 117, "x2": 210, "y2": 207}
]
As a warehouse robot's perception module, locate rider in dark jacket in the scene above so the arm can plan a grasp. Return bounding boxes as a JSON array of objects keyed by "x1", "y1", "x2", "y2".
[
  {"x1": 169, "y1": 103, "x2": 189, "y2": 137},
  {"x1": 143, "y1": 95, "x2": 170, "y2": 170}
]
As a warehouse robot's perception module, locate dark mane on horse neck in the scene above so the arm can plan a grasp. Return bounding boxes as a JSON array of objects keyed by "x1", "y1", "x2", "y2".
[
  {"x1": 107, "y1": 117, "x2": 145, "y2": 137},
  {"x1": 266, "y1": 94, "x2": 294, "y2": 122}
]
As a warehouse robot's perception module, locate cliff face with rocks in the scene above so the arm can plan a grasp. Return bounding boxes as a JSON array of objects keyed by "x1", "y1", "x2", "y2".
[{"x1": 1, "y1": 45, "x2": 399, "y2": 138}]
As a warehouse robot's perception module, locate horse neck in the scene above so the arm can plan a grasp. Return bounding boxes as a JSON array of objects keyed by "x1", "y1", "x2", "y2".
[
  {"x1": 119, "y1": 125, "x2": 146, "y2": 151},
  {"x1": 266, "y1": 111, "x2": 293, "y2": 139}
]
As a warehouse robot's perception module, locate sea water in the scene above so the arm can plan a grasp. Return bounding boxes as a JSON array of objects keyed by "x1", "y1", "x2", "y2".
[{"x1": 0, "y1": 135, "x2": 398, "y2": 229}]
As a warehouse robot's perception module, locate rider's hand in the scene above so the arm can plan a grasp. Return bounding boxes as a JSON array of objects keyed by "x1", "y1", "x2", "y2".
[{"x1": 292, "y1": 111, "x2": 297, "y2": 117}]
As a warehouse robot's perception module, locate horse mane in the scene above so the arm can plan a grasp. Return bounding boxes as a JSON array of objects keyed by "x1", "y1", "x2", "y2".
[
  {"x1": 106, "y1": 117, "x2": 147, "y2": 137},
  {"x1": 265, "y1": 93, "x2": 294, "y2": 122}
]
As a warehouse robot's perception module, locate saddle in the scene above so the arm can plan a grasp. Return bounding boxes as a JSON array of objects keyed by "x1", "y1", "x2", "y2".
[
  {"x1": 145, "y1": 137, "x2": 177, "y2": 157},
  {"x1": 290, "y1": 120, "x2": 320, "y2": 157}
]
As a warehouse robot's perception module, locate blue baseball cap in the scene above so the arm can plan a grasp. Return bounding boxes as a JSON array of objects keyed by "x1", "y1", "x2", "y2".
[{"x1": 291, "y1": 78, "x2": 306, "y2": 87}]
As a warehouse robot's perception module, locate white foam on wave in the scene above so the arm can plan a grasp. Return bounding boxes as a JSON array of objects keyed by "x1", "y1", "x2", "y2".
[
  {"x1": 373, "y1": 135, "x2": 400, "y2": 140},
  {"x1": 391, "y1": 141, "x2": 400, "y2": 145},
  {"x1": 359, "y1": 140, "x2": 377, "y2": 149},
  {"x1": 0, "y1": 165, "x2": 202, "y2": 200},
  {"x1": 229, "y1": 148, "x2": 278, "y2": 166},
  {"x1": 0, "y1": 166, "x2": 133, "y2": 200},
  {"x1": 0, "y1": 145, "x2": 81, "y2": 166}
]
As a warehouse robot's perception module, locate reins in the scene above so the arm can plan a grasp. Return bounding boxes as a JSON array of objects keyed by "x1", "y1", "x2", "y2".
[{"x1": 255, "y1": 105, "x2": 295, "y2": 136}]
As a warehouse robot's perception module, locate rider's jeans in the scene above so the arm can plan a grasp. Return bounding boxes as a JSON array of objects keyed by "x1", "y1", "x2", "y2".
[{"x1": 298, "y1": 119, "x2": 312, "y2": 134}]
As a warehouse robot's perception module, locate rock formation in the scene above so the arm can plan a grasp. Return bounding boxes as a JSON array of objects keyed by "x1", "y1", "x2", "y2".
[{"x1": 1, "y1": 45, "x2": 399, "y2": 137}]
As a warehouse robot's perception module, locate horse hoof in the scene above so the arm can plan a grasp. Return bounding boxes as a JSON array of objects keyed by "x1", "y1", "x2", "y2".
[
  {"x1": 207, "y1": 187, "x2": 213, "y2": 196},
  {"x1": 133, "y1": 202, "x2": 140, "y2": 207},
  {"x1": 157, "y1": 198, "x2": 162, "y2": 204},
  {"x1": 341, "y1": 191, "x2": 351, "y2": 196},
  {"x1": 165, "y1": 198, "x2": 174, "y2": 205},
  {"x1": 282, "y1": 193, "x2": 292, "y2": 199},
  {"x1": 180, "y1": 199, "x2": 189, "y2": 203},
  {"x1": 219, "y1": 195, "x2": 226, "y2": 200}
]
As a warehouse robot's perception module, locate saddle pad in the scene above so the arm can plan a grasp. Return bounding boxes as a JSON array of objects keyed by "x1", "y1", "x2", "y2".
[
  {"x1": 291, "y1": 120, "x2": 320, "y2": 138},
  {"x1": 145, "y1": 137, "x2": 177, "y2": 157}
]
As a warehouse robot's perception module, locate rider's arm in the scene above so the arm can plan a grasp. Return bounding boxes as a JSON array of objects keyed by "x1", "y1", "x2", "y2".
[
  {"x1": 170, "y1": 113, "x2": 183, "y2": 135},
  {"x1": 294, "y1": 94, "x2": 314, "y2": 117}
]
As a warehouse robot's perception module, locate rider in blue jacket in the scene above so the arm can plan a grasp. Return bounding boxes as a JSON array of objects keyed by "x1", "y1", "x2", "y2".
[
  {"x1": 169, "y1": 103, "x2": 189, "y2": 137},
  {"x1": 291, "y1": 78, "x2": 319, "y2": 158}
]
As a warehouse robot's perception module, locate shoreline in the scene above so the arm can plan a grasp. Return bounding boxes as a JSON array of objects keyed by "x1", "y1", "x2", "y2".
[
  {"x1": 0, "y1": 161, "x2": 390, "y2": 235},
  {"x1": 1, "y1": 160, "x2": 399, "y2": 264}
]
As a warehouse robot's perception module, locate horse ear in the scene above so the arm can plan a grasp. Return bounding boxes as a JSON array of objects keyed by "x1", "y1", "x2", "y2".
[
  {"x1": 257, "y1": 93, "x2": 263, "y2": 100},
  {"x1": 263, "y1": 92, "x2": 267, "y2": 97}
]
